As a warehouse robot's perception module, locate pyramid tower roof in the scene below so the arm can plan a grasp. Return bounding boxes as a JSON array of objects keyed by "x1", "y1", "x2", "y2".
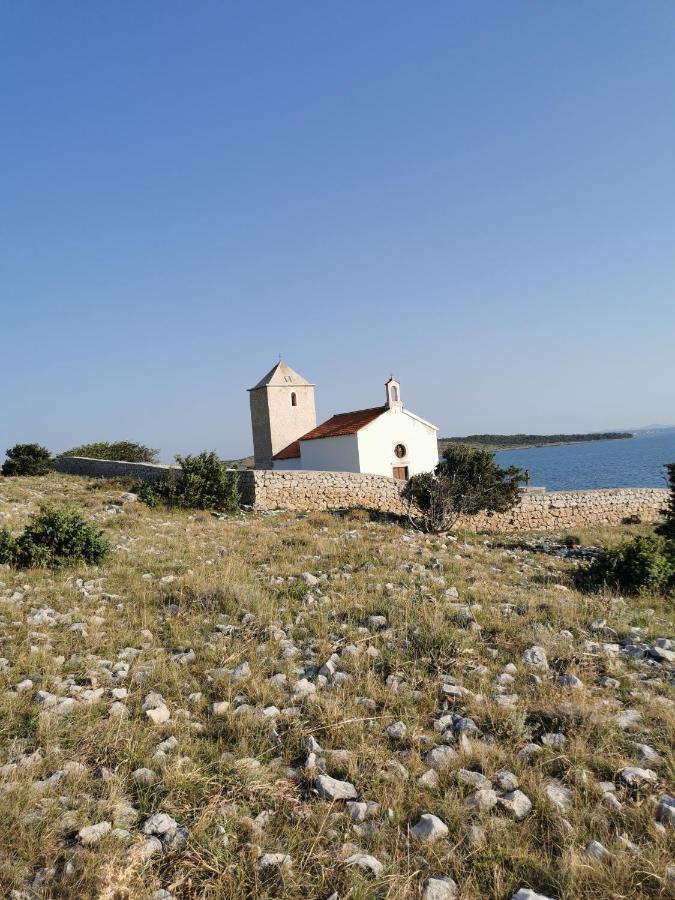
[{"x1": 248, "y1": 360, "x2": 314, "y2": 391}]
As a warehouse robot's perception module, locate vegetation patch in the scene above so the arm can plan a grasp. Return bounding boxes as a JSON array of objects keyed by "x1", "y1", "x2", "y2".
[
  {"x1": 0, "y1": 473, "x2": 671, "y2": 899},
  {"x1": 58, "y1": 441, "x2": 159, "y2": 463},
  {"x1": 135, "y1": 451, "x2": 240, "y2": 513},
  {"x1": 1, "y1": 443, "x2": 53, "y2": 476},
  {"x1": 0, "y1": 507, "x2": 110, "y2": 569},
  {"x1": 404, "y1": 445, "x2": 523, "y2": 532},
  {"x1": 576, "y1": 533, "x2": 674, "y2": 596}
]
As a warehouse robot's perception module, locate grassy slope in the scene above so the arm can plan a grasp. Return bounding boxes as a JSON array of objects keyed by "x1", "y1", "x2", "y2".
[{"x1": 0, "y1": 474, "x2": 672, "y2": 899}]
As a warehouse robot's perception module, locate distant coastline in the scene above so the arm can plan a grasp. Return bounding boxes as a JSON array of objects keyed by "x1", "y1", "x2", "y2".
[{"x1": 439, "y1": 432, "x2": 633, "y2": 452}]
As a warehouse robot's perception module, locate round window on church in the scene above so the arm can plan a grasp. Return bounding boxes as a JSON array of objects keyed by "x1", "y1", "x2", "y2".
[{"x1": 394, "y1": 443, "x2": 407, "y2": 459}]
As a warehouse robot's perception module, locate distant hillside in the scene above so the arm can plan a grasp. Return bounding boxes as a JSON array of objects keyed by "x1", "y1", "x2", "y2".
[
  {"x1": 439, "y1": 432, "x2": 633, "y2": 452},
  {"x1": 221, "y1": 455, "x2": 255, "y2": 469}
]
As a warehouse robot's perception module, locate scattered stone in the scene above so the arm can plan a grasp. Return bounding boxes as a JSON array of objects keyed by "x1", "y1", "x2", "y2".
[
  {"x1": 131, "y1": 767, "x2": 157, "y2": 786},
  {"x1": 386, "y1": 720, "x2": 407, "y2": 741},
  {"x1": 314, "y1": 774, "x2": 358, "y2": 801},
  {"x1": 142, "y1": 813, "x2": 179, "y2": 836},
  {"x1": 146, "y1": 705, "x2": 170, "y2": 725},
  {"x1": 655, "y1": 794, "x2": 675, "y2": 827},
  {"x1": 411, "y1": 813, "x2": 449, "y2": 842},
  {"x1": 456, "y1": 769, "x2": 492, "y2": 790},
  {"x1": 619, "y1": 767, "x2": 658, "y2": 788},
  {"x1": 79, "y1": 821, "x2": 112, "y2": 845},
  {"x1": 257, "y1": 853, "x2": 292, "y2": 871},
  {"x1": 495, "y1": 770, "x2": 519, "y2": 792},
  {"x1": 425, "y1": 746, "x2": 458, "y2": 770},
  {"x1": 523, "y1": 646, "x2": 548, "y2": 670},
  {"x1": 464, "y1": 789, "x2": 498, "y2": 813},
  {"x1": 418, "y1": 769, "x2": 440, "y2": 789},
  {"x1": 545, "y1": 781, "x2": 573, "y2": 812},
  {"x1": 585, "y1": 840, "x2": 610, "y2": 861},
  {"x1": 422, "y1": 876, "x2": 458, "y2": 899},
  {"x1": 615, "y1": 708, "x2": 641, "y2": 729},
  {"x1": 344, "y1": 853, "x2": 384, "y2": 877},
  {"x1": 511, "y1": 891, "x2": 554, "y2": 900},
  {"x1": 499, "y1": 790, "x2": 532, "y2": 820}
]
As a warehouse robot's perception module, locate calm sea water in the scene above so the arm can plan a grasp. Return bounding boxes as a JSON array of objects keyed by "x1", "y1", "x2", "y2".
[{"x1": 493, "y1": 429, "x2": 675, "y2": 491}]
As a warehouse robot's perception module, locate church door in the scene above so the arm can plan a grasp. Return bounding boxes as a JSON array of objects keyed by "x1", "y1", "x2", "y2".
[{"x1": 392, "y1": 466, "x2": 409, "y2": 481}]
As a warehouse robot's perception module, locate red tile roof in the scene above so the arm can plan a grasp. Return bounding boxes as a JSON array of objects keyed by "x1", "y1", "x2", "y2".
[
  {"x1": 272, "y1": 405, "x2": 386, "y2": 461},
  {"x1": 273, "y1": 440, "x2": 301, "y2": 460}
]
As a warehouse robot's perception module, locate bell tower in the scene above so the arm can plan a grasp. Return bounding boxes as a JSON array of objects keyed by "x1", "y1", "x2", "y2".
[
  {"x1": 385, "y1": 376, "x2": 402, "y2": 409},
  {"x1": 248, "y1": 361, "x2": 317, "y2": 468}
]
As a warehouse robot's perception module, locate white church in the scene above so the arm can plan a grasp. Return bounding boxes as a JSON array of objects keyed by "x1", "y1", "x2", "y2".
[{"x1": 248, "y1": 361, "x2": 439, "y2": 479}]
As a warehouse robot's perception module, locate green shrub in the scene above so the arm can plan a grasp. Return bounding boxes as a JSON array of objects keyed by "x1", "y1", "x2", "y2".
[
  {"x1": 5, "y1": 508, "x2": 110, "y2": 569},
  {"x1": 2, "y1": 444, "x2": 53, "y2": 476},
  {"x1": 577, "y1": 534, "x2": 675, "y2": 596},
  {"x1": 403, "y1": 445, "x2": 522, "y2": 532},
  {"x1": 656, "y1": 462, "x2": 675, "y2": 540},
  {"x1": 59, "y1": 441, "x2": 159, "y2": 463},
  {"x1": 135, "y1": 452, "x2": 240, "y2": 513},
  {"x1": 0, "y1": 528, "x2": 16, "y2": 565}
]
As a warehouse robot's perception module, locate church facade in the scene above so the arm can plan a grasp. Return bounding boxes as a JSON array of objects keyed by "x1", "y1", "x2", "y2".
[{"x1": 248, "y1": 361, "x2": 438, "y2": 479}]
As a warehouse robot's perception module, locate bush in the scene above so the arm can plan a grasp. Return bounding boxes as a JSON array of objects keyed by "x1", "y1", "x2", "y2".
[
  {"x1": 2, "y1": 444, "x2": 53, "y2": 477},
  {"x1": 0, "y1": 528, "x2": 16, "y2": 565},
  {"x1": 0, "y1": 508, "x2": 110, "y2": 569},
  {"x1": 403, "y1": 445, "x2": 523, "y2": 532},
  {"x1": 577, "y1": 534, "x2": 675, "y2": 596},
  {"x1": 135, "y1": 452, "x2": 240, "y2": 513},
  {"x1": 656, "y1": 462, "x2": 675, "y2": 540},
  {"x1": 59, "y1": 441, "x2": 159, "y2": 463}
]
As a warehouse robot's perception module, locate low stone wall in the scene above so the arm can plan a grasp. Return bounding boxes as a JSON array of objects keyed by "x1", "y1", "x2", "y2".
[
  {"x1": 249, "y1": 469, "x2": 409, "y2": 514},
  {"x1": 55, "y1": 457, "x2": 178, "y2": 482},
  {"x1": 459, "y1": 488, "x2": 667, "y2": 533},
  {"x1": 54, "y1": 458, "x2": 667, "y2": 533}
]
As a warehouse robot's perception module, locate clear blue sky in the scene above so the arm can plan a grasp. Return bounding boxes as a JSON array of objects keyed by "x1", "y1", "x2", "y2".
[{"x1": 2, "y1": 2, "x2": 674, "y2": 461}]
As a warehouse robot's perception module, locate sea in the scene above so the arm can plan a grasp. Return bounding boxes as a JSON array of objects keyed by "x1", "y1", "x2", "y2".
[{"x1": 493, "y1": 429, "x2": 675, "y2": 491}]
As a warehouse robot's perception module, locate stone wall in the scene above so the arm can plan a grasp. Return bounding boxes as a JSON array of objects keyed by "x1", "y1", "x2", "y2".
[
  {"x1": 248, "y1": 469, "x2": 409, "y2": 514},
  {"x1": 54, "y1": 457, "x2": 667, "y2": 533},
  {"x1": 458, "y1": 488, "x2": 667, "y2": 533},
  {"x1": 55, "y1": 457, "x2": 178, "y2": 482}
]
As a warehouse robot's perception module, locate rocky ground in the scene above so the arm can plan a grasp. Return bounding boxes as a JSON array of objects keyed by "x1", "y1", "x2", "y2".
[{"x1": 0, "y1": 474, "x2": 672, "y2": 899}]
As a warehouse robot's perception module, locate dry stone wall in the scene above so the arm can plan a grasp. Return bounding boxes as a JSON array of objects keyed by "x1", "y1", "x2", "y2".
[
  {"x1": 54, "y1": 458, "x2": 667, "y2": 533},
  {"x1": 459, "y1": 488, "x2": 667, "y2": 533},
  {"x1": 56, "y1": 457, "x2": 178, "y2": 482},
  {"x1": 249, "y1": 469, "x2": 409, "y2": 514}
]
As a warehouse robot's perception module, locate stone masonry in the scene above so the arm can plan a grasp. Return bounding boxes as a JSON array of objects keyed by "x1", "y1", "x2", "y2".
[{"x1": 55, "y1": 458, "x2": 667, "y2": 533}]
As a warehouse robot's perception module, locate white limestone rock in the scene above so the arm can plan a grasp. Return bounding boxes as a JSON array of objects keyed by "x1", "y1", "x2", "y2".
[
  {"x1": 499, "y1": 790, "x2": 532, "y2": 820},
  {"x1": 411, "y1": 813, "x2": 449, "y2": 842},
  {"x1": 422, "y1": 876, "x2": 458, "y2": 899},
  {"x1": 523, "y1": 646, "x2": 548, "y2": 670},
  {"x1": 314, "y1": 774, "x2": 358, "y2": 801},
  {"x1": 79, "y1": 821, "x2": 112, "y2": 845},
  {"x1": 344, "y1": 853, "x2": 383, "y2": 877}
]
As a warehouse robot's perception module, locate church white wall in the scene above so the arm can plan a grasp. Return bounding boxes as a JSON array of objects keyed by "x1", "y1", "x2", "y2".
[
  {"x1": 272, "y1": 457, "x2": 303, "y2": 471},
  {"x1": 298, "y1": 434, "x2": 361, "y2": 472},
  {"x1": 356, "y1": 408, "x2": 439, "y2": 477}
]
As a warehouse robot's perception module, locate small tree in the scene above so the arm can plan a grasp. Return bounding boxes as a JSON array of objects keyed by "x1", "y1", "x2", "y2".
[
  {"x1": 656, "y1": 462, "x2": 675, "y2": 540},
  {"x1": 135, "y1": 452, "x2": 240, "y2": 513},
  {"x1": 1, "y1": 444, "x2": 53, "y2": 477},
  {"x1": 403, "y1": 445, "x2": 523, "y2": 532}
]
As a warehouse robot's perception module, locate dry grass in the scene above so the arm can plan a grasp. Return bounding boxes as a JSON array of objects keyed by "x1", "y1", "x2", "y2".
[{"x1": 0, "y1": 473, "x2": 672, "y2": 899}]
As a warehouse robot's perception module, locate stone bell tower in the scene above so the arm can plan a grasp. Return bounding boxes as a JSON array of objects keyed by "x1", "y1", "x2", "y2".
[
  {"x1": 248, "y1": 361, "x2": 317, "y2": 468},
  {"x1": 385, "y1": 376, "x2": 402, "y2": 409}
]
